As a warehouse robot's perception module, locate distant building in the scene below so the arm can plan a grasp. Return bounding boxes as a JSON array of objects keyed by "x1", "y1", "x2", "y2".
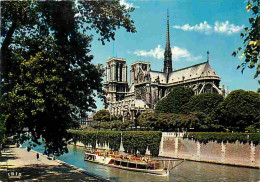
[
  {"x1": 105, "y1": 12, "x2": 222, "y2": 121},
  {"x1": 79, "y1": 112, "x2": 88, "y2": 126},
  {"x1": 88, "y1": 114, "x2": 94, "y2": 122},
  {"x1": 79, "y1": 114, "x2": 94, "y2": 128}
]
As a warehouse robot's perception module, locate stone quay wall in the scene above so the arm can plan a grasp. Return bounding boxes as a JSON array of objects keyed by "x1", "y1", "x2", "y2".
[{"x1": 159, "y1": 132, "x2": 260, "y2": 168}]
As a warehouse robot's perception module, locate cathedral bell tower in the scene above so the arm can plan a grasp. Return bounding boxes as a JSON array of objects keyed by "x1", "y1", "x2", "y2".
[
  {"x1": 163, "y1": 10, "x2": 173, "y2": 75},
  {"x1": 105, "y1": 58, "x2": 128, "y2": 105}
]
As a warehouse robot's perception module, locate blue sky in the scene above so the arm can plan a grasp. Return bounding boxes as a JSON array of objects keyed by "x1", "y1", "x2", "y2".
[{"x1": 88, "y1": 0, "x2": 258, "y2": 111}]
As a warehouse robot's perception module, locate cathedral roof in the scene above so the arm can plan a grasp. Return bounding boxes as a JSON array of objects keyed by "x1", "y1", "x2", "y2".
[
  {"x1": 168, "y1": 61, "x2": 220, "y2": 84},
  {"x1": 150, "y1": 71, "x2": 167, "y2": 83}
]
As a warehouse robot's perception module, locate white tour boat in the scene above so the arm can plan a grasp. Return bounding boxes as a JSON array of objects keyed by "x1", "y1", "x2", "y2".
[{"x1": 84, "y1": 149, "x2": 184, "y2": 176}]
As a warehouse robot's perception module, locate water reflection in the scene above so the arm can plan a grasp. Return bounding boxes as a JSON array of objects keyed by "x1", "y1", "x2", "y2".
[{"x1": 32, "y1": 145, "x2": 260, "y2": 182}]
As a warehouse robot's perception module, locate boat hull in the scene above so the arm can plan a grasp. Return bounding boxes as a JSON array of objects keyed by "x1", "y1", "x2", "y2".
[
  {"x1": 106, "y1": 163, "x2": 168, "y2": 176},
  {"x1": 84, "y1": 157, "x2": 168, "y2": 176}
]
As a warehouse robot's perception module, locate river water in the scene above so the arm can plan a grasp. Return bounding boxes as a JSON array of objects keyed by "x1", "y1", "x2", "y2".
[{"x1": 31, "y1": 145, "x2": 260, "y2": 182}]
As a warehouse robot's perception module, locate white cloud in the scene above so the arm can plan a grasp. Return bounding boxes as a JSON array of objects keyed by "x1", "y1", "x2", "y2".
[
  {"x1": 134, "y1": 45, "x2": 164, "y2": 59},
  {"x1": 172, "y1": 46, "x2": 202, "y2": 61},
  {"x1": 173, "y1": 21, "x2": 212, "y2": 34},
  {"x1": 214, "y1": 21, "x2": 244, "y2": 35},
  {"x1": 120, "y1": 0, "x2": 139, "y2": 9},
  {"x1": 134, "y1": 45, "x2": 202, "y2": 61},
  {"x1": 173, "y1": 21, "x2": 244, "y2": 35}
]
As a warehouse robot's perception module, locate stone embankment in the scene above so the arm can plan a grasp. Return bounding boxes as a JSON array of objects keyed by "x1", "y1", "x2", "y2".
[
  {"x1": 159, "y1": 132, "x2": 260, "y2": 168},
  {"x1": 0, "y1": 145, "x2": 110, "y2": 181}
]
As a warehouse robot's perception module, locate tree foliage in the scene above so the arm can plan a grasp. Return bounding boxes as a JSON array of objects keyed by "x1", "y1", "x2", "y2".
[
  {"x1": 183, "y1": 93, "x2": 224, "y2": 114},
  {"x1": 217, "y1": 90, "x2": 260, "y2": 132},
  {"x1": 137, "y1": 111, "x2": 221, "y2": 132},
  {"x1": 232, "y1": 0, "x2": 260, "y2": 79},
  {"x1": 93, "y1": 109, "x2": 111, "y2": 122},
  {"x1": 0, "y1": 1, "x2": 136, "y2": 155},
  {"x1": 155, "y1": 86, "x2": 194, "y2": 114},
  {"x1": 182, "y1": 93, "x2": 224, "y2": 131},
  {"x1": 139, "y1": 90, "x2": 259, "y2": 132},
  {"x1": 91, "y1": 120, "x2": 134, "y2": 131}
]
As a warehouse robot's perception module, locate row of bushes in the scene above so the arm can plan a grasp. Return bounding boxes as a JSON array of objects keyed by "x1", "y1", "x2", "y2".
[
  {"x1": 122, "y1": 131, "x2": 161, "y2": 156},
  {"x1": 69, "y1": 130, "x2": 121, "y2": 151},
  {"x1": 68, "y1": 130, "x2": 162, "y2": 156},
  {"x1": 184, "y1": 132, "x2": 260, "y2": 145}
]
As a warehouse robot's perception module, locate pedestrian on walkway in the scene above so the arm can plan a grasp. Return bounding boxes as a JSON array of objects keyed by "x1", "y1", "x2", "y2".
[{"x1": 36, "y1": 153, "x2": 39, "y2": 160}]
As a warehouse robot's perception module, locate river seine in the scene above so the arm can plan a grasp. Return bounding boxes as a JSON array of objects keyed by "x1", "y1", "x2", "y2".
[{"x1": 32, "y1": 145, "x2": 260, "y2": 182}]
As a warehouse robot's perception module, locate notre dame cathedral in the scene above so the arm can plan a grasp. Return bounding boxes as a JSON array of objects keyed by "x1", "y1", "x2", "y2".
[{"x1": 104, "y1": 13, "x2": 223, "y2": 121}]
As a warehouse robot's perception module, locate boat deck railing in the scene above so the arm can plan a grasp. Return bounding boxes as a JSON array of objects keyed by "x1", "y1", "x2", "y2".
[{"x1": 85, "y1": 149, "x2": 184, "y2": 171}]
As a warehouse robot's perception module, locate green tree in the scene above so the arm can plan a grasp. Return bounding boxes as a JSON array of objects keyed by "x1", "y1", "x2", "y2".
[
  {"x1": 137, "y1": 111, "x2": 212, "y2": 132},
  {"x1": 232, "y1": 0, "x2": 259, "y2": 79},
  {"x1": 155, "y1": 86, "x2": 194, "y2": 114},
  {"x1": 183, "y1": 93, "x2": 224, "y2": 114},
  {"x1": 93, "y1": 110, "x2": 111, "y2": 122},
  {"x1": 137, "y1": 111, "x2": 156, "y2": 130},
  {"x1": 182, "y1": 93, "x2": 225, "y2": 131},
  {"x1": 0, "y1": 1, "x2": 38, "y2": 92},
  {"x1": 217, "y1": 90, "x2": 260, "y2": 132},
  {"x1": 0, "y1": 1, "x2": 136, "y2": 155}
]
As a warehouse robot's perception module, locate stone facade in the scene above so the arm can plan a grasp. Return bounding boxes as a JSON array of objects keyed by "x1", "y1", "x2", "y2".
[
  {"x1": 105, "y1": 14, "x2": 223, "y2": 120},
  {"x1": 104, "y1": 58, "x2": 128, "y2": 104}
]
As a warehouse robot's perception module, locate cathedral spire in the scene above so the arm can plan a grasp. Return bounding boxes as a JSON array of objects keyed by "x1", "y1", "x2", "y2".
[
  {"x1": 166, "y1": 9, "x2": 170, "y2": 50},
  {"x1": 164, "y1": 9, "x2": 173, "y2": 75}
]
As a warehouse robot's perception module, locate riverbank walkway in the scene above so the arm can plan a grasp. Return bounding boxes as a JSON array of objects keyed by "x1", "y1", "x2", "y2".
[{"x1": 0, "y1": 145, "x2": 108, "y2": 181}]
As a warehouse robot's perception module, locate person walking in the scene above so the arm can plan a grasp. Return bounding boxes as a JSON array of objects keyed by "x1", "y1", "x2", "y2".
[{"x1": 36, "y1": 153, "x2": 39, "y2": 160}]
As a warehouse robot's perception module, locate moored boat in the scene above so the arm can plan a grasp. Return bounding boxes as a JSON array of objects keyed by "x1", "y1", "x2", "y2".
[{"x1": 84, "y1": 149, "x2": 183, "y2": 176}]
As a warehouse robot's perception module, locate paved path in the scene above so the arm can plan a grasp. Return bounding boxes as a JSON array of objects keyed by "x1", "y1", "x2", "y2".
[
  {"x1": 0, "y1": 145, "x2": 108, "y2": 181},
  {"x1": 2, "y1": 146, "x2": 58, "y2": 168}
]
